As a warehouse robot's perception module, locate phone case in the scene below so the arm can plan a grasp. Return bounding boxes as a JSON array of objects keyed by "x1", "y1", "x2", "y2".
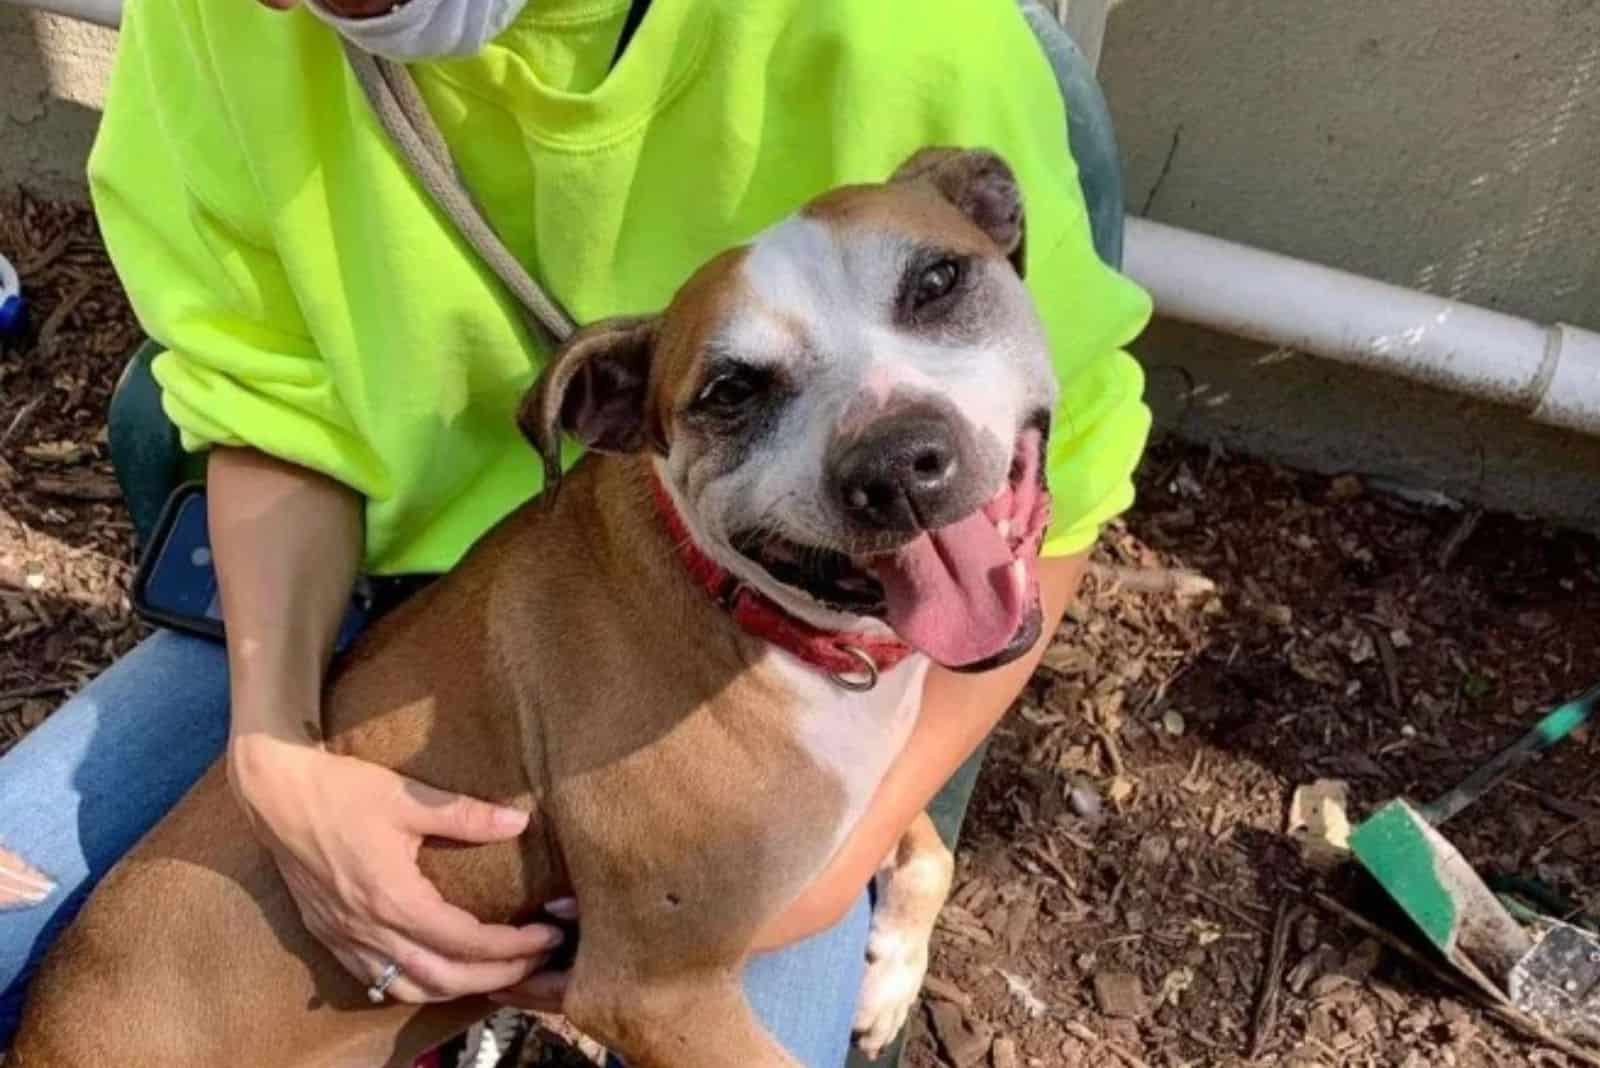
[{"x1": 130, "y1": 481, "x2": 226, "y2": 641}]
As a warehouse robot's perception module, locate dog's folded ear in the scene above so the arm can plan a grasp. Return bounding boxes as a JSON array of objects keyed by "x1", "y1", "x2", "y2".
[
  {"x1": 519, "y1": 315, "x2": 661, "y2": 493},
  {"x1": 891, "y1": 147, "x2": 1026, "y2": 276}
]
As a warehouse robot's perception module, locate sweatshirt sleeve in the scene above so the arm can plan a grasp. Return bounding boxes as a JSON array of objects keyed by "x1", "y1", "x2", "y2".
[
  {"x1": 87, "y1": 0, "x2": 389, "y2": 499},
  {"x1": 1028, "y1": 229, "x2": 1153, "y2": 559}
]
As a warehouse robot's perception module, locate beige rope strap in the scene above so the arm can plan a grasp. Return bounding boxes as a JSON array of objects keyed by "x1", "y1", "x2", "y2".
[{"x1": 341, "y1": 41, "x2": 578, "y2": 348}]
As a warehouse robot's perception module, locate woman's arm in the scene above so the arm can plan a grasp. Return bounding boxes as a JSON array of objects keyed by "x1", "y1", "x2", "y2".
[
  {"x1": 210, "y1": 447, "x2": 364, "y2": 745},
  {"x1": 210, "y1": 447, "x2": 569, "y2": 1003},
  {"x1": 753, "y1": 552, "x2": 1089, "y2": 950}
]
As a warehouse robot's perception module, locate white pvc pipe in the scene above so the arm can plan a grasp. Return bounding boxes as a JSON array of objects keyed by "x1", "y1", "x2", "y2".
[
  {"x1": 4, "y1": 0, "x2": 118, "y2": 26},
  {"x1": 1124, "y1": 216, "x2": 1600, "y2": 438}
]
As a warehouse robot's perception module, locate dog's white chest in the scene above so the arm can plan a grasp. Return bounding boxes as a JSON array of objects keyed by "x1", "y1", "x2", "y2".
[{"x1": 775, "y1": 654, "x2": 929, "y2": 843}]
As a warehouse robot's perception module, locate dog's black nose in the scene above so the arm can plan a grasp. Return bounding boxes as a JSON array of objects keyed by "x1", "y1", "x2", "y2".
[{"x1": 833, "y1": 416, "x2": 962, "y2": 532}]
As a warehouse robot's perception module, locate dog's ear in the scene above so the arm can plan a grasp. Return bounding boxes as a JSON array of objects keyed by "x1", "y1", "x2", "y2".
[
  {"x1": 891, "y1": 147, "x2": 1026, "y2": 276},
  {"x1": 519, "y1": 315, "x2": 661, "y2": 492}
]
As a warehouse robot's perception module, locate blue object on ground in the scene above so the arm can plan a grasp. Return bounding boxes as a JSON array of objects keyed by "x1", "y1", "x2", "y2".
[{"x1": 0, "y1": 252, "x2": 26, "y2": 338}]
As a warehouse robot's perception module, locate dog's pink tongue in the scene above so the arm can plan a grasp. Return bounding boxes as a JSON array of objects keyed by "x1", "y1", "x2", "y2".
[{"x1": 872, "y1": 512, "x2": 1026, "y2": 667}]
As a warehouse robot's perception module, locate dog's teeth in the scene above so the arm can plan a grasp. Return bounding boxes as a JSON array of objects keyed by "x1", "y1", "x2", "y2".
[
  {"x1": 995, "y1": 518, "x2": 1012, "y2": 540},
  {"x1": 1008, "y1": 558, "x2": 1026, "y2": 595}
]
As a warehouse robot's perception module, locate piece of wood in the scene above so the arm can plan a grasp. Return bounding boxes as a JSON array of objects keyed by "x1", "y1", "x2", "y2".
[
  {"x1": 1093, "y1": 971, "x2": 1147, "y2": 1020},
  {"x1": 923, "y1": 974, "x2": 972, "y2": 1010},
  {"x1": 33, "y1": 472, "x2": 121, "y2": 502},
  {"x1": 0, "y1": 395, "x2": 43, "y2": 450},
  {"x1": 927, "y1": 1001, "x2": 991, "y2": 1068},
  {"x1": 1250, "y1": 900, "x2": 1304, "y2": 1058},
  {"x1": 1088, "y1": 561, "x2": 1215, "y2": 598},
  {"x1": 0, "y1": 681, "x2": 69, "y2": 708},
  {"x1": 1190, "y1": 887, "x2": 1271, "y2": 936},
  {"x1": 1438, "y1": 507, "x2": 1483, "y2": 569}
]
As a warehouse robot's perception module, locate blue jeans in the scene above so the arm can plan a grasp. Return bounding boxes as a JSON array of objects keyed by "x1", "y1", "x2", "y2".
[{"x1": 0, "y1": 628, "x2": 869, "y2": 1065}]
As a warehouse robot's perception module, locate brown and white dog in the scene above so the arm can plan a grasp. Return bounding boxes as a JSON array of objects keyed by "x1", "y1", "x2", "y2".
[{"x1": 13, "y1": 146, "x2": 1059, "y2": 1068}]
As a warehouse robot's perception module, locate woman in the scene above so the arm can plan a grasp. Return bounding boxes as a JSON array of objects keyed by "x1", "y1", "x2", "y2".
[{"x1": 0, "y1": 0, "x2": 1151, "y2": 1061}]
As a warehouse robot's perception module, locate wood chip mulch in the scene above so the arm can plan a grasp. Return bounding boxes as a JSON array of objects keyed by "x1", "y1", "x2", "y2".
[
  {"x1": 903, "y1": 446, "x2": 1600, "y2": 1068},
  {"x1": 5, "y1": 186, "x2": 1599, "y2": 1067},
  {"x1": 1, "y1": 189, "x2": 147, "y2": 753}
]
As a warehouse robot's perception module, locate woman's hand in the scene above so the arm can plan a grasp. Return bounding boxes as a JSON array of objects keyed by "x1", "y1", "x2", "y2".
[
  {"x1": 204, "y1": 451, "x2": 574, "y2": 1003},
  {"x1": 229, "y1": 733, "x2": 572, "y2": 1004}
]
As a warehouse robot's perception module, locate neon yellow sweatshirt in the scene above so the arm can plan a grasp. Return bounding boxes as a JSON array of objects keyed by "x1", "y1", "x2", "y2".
[{"x1": 89, "y1": 0, "x2": 1151, "y2": 575}]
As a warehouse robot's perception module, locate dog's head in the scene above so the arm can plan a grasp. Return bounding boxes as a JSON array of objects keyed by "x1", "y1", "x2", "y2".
[{"x1": 522, "y1": 148, "x2": 1058, "y2": 672}]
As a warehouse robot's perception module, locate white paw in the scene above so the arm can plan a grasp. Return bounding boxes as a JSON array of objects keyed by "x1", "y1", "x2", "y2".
[{"x1": 852, "y1": 925, "x2": 931, "y2": 1060}]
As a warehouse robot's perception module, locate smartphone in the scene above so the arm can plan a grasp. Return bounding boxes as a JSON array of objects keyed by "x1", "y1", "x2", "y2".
[{"x1": 131, "y1": 483, "x2": 370, "y2": 650}]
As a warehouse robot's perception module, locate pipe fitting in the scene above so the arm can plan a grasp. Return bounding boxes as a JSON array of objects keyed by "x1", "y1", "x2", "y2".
[{"x1": 1533, "y1": 324, "x2": 1600, "y2": 437}]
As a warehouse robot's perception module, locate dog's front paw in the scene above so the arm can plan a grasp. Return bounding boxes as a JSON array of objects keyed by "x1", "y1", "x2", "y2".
[{"x1": 851, "y1": 924, "x2": 932, "y2": 1060}]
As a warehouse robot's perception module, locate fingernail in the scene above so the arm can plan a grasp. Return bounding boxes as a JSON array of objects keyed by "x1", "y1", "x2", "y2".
[
  {"x1": 495, "y1": 807, "x2": 529, "y2": 833},
  {"x1": 545, "y1": 896, "x2": 579, "y2": 920},
  {"x1": 536, "y1": 927, "x2": 566, "y2": 950}
]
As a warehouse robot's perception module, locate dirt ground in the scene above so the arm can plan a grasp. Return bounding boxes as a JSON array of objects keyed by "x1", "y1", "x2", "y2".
[
  {"x1": 1, "y1": 191, "x2": 145, "y2": 753},
  {"x1": 4, "y1": 189, "x2": 1599, "y2": 1067}
]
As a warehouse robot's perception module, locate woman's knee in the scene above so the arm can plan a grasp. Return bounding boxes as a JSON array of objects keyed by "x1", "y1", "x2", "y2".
[
  {"x1": 742, "y1": 888, "x2": 873, "y2": 1067},
  {"x1": 0, "y1": 629, "x2": 231, "y2": 1040}
]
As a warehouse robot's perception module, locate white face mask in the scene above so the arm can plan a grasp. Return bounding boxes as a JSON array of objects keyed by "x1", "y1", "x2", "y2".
[{"x1": 306, "y1": 0, "x2": 527, "y2": 62}]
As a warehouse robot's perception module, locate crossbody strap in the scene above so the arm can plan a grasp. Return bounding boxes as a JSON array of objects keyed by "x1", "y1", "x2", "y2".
[
  {"x1": 340, "y1": 0, "x2": 654, "y2": 347},
  {"x1": 341, "y1": 41, "x2": 578, "y2": 347},
  {"x1": 610, "y1": 0, "x2": 653, "y2": 69}
]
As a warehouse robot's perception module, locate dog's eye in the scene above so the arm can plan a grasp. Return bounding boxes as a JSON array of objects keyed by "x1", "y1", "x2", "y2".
[
  {"x1": 910, "y1": 258, "x2": 964, "y2": 312},
  {"x1": 695, "y1": 366, "x2": 768, "y2": 412}
]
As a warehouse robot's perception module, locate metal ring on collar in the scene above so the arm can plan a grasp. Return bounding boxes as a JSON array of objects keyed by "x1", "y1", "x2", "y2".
[
  {"x1": 366, "y1": 961, "x2": 402, "y2": 1004},
  {"x1": 829, "y1": 645, "x2": 879, "y2": 692}
]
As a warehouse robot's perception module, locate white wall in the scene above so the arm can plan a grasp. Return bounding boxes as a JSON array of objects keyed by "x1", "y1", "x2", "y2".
[
  {"x1": 1105, "y1": 0, "x2": 1599, "y2": 329},
  {"x1": 0, "y1": 4, "x2": 114, "y2": 194},
  {"x1": 1100, "y1": 0, "x2": 1600, "y2": 529}
]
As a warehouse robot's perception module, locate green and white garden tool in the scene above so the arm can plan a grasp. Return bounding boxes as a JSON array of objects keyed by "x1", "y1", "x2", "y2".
[{"x1": 1349, "y1": 682, "x2": 1600, "y2": 1001}]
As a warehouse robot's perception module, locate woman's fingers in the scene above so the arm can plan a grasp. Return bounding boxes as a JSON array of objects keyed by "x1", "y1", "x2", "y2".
[
  {"x1": 369, "y1": 873, "x2": 565, "y2": 962},
  {"x1": 401, "y1": 782, "x2": 529, "y2": 845},
  {"x1": 298, "y1": 905, "x2": 433, "y2": 1004},
  {"x1": 307, "y1": 881, "x2": 567, "y2": 1000},
  {"x1": 380, "y1": 938, "x2": 547, "y2": 1001},
  {"x1": 331, "y1": 924, "x2": 549, "y2": 1004},
  {"x1": 254, "y1": 759, "x2": 575, "y2": 1003}
]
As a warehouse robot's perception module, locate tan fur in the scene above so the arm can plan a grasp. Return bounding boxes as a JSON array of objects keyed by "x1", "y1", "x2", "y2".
[
  {"x1": 649, "y1": 246, "x2": 750, "y2": 435},
  {"x1": 802, "y1": 185, "x2": 995, "y2": 261},
  {"x1": 807, "y1": 148, "x2": 1026, "y2": 275}
]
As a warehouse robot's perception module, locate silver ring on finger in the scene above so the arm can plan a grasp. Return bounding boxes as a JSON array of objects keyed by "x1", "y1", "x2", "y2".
[{"x1": 366, "y1": 960, "x2": 403, "y2": 1004}]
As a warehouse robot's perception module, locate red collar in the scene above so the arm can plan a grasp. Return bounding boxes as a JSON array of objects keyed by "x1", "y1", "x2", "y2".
[{"x1": 648, "y1": 472, "x2": 914, "y2": 688}]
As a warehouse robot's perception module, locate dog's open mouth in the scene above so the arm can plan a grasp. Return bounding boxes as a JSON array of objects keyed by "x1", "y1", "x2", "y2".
[{"x1": 733, "y1": 421, "x2": 1051, "y2": 671}]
